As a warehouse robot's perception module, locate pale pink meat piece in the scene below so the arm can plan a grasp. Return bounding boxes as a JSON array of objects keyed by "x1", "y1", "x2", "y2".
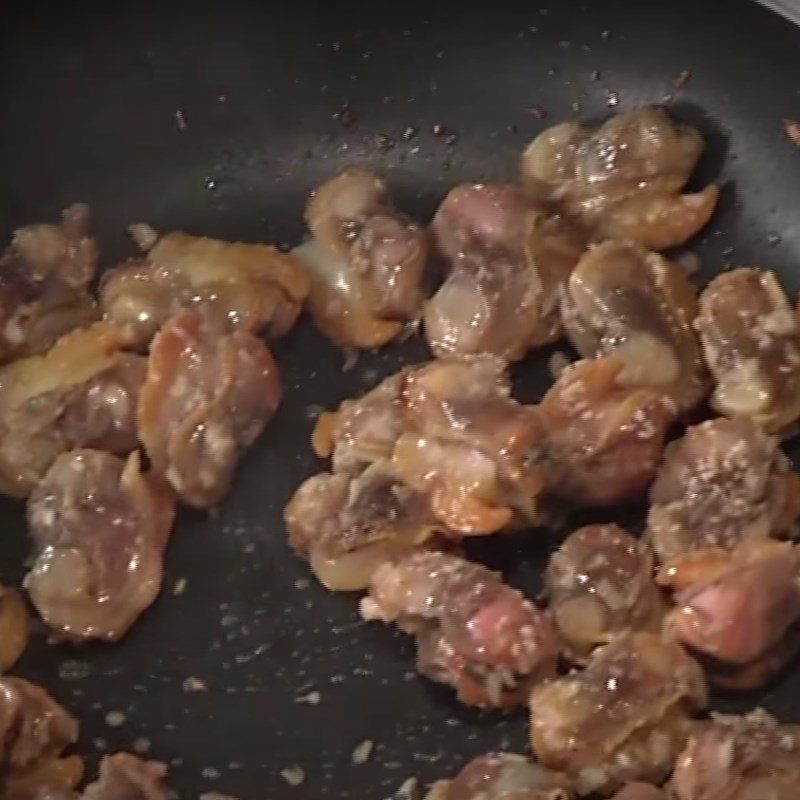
[{"x1": 362, "y1": 551, "x2": 558, "y2": 708}]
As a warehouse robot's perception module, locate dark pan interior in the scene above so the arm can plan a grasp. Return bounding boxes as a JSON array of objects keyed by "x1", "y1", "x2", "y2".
[{"x1": 2, "y1": 1, "x2": 800, "y2": 797}]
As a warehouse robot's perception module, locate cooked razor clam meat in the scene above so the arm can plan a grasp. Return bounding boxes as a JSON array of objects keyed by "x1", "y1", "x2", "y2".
[
  {"x1": 521, "y1": 107, "x2": 718, "y2": 249},
  {"x1": 659, "y1": 540, "x2": 800, "y2": 689},
  {"x1": 0, "y1": 204, "x2": 98, "y2": 365},
  {"x1": 646, "y1": 417, "x2": 800, "y2": 563},
  {"x1": 545, "y1": 524, "x2": 664, "y2": 662},
  {"x1": 310, "y1": 356, "x2": 546, "y2": 536},
  {"x1": 361, "y1": 551, "x2": 558, "y2": 708},
  {"x1": 424, "y1": 753, "x2": 572, "y2": 800},
  {"x1": 561, "y1": 240, "x2": 708, "y2": 412},
  {"x1": 25, "y1": 449, "x2": 176, "y2": 642},
  {"x1": 284, "y1": 464, "x2": 443, "y2": 592},
  {"x1": 0, "y1": 323, "x2": 144, "y2": 498},
  {"x1": 392, "y1": 356, "x2": 545, "y2": 533},
  {"x1": 529, "y1": 632, "x2": 706, "y2": 795},
  {"x1": 537, "y1": 357, "x2": 674, "y2": 507},
  {"x1": 424, "y1": 183, "x2": 585, "y2": 360},
  {"x1": 138, "y1": 311, "x2": 281, "y2": 507},
  {"x1": 101, "y1": 230, "x2": 309, "y2": 348},
  {"x1": 696, "y1": 268, "x2": 800, "y2": 433},
  {"x1": 291, "y1": 170, "x2": 429, "y2": 348},
  {"x1": 670, "y1": 709, "x2": 800, "y2": 800}
]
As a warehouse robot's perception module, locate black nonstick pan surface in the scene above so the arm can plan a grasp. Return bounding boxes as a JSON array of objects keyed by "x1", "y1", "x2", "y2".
[{"x1": 2, "y1": 1, "x2": 800, "y2": 797}]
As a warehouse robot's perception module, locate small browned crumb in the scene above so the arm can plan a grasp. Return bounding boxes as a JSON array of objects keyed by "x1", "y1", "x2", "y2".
[
  {"x1": 432, "y1": 123, "x2": 446, "y2": 136},
  {"x1": 674, "y1": 69, "x2": 691, "y2": 89},
  {"x1": 526, "y1": 105, "x2": 547, "y2": 119},
  {"x1": 784, "y1": 119, "x2": 800, "y2": 147},
  {"x1": 172, "y1": 577, "x2": 188, "y2": 596},
  {"x1": 374, "y1": 134, "x2": 394, "y2": 152}
]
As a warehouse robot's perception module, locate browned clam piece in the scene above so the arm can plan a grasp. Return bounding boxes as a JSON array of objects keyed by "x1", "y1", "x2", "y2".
[
  {"x1": 361, "y1": 551, "x2": 558, "y2": 708},
  {"x1": 0, "y1": 204, "x2": 98, "y2": 365},
  {"x1": 424, "y1": 753, "x2": 573, "y2": 800},
  {"x1": 310, "y1": 369, "x2": 403, "y2": 473},
  {"x1": 25, "y1": 449, "x2": 176, "y2": 643},
  {"x1": 670, "y1": 709, "x2": 800, "y2": 800},
  {"x1": 101, "y1": 228, "x2": 309, "y2": 349},
  {"x1": 293, "y1": 355, "x2": 547, "y2": 588},
  {"x1": 561, "y1": 241, "x2": 708, "y2": 412},
  {"x1": 0, "y1": 585, "x2": 28, "y2": 673},
  {"x1": 696, "y1": 268, "x2": 800, "y2": 433},
  {"x1": 290, "y1": 169, "x2": 429, "y2": 348},
  {"x1": 138, "y1": 310, "x2": 281, "y2": 508},
  {"x1": 284, "y1": 464, "x2": 443, "y2": 593},
  {"x1": 424, "y1": 183, "x2": 585, "y2": 360},
  {"x1": 0, "y1": 677, "x2": 82, "y2": 800},
  {"x1": 529, "y1": 632, "x2": 707, "y2": 796},
  {"x1": 392, "y1": 356, "x2": 546, "y2": 534},
  {"x1": 545, "y1": 524, "x2": 664, "y2": 663},
  {"x1": 659, "y1": 540, "x2": 800, "y2": 690},
  {"x1": 520, "y1": 106, "x2": 718, "y2": 249},
  {"x1": 646, "y1": 417, "x2": 800, "y2": 563},
  {"x1": 537, "y1": 357, "x2": 675, "y2": 507},
  {"x1": 0, "y1": 323, "x2": 144, "y2": 498}
]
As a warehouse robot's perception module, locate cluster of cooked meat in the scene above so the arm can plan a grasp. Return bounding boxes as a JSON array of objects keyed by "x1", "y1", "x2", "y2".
[
  {"x1": 0, "y1": 209, "x2": 290, "y2": 651},
  {"x1": 0, "y1": 204, "x2": 296, "y2": 796},
  {"x1": 0, "y1": 675, "x2": 169, "y2": 800},
  {"x1": 285, "y1": 348, "x2": 678, "y2": 600},
  {"x1": 5, "y1": 103, "x2": 800, "y2": 798},
  {"x1": 278, "y1": 104, "x2": 800, "y2": 798},
  {"x1": 429, "y1": 707, "x2": 800, "y2": 800}
]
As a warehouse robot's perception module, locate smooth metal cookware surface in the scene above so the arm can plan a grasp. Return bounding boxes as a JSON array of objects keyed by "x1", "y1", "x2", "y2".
[{"x1": 1, "y1": 1, "x2": 799, "y2": 797}]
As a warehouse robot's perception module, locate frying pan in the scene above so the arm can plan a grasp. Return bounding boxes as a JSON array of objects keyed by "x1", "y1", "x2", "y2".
[{"x1": 1, "y1": 0, "x2": 800, "y2": 797}]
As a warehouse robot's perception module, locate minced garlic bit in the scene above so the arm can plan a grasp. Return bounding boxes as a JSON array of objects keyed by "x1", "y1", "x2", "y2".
[
  {"x1": 395, "y1": 777, "x2": 421, "y2": 799},
  {"x1": 280, "y1": 765, "x2": 305, "y2": 787},
  {"x1": 548, "y1": 350, "x2": 572, "y2": 380},
  {"x1": 351, "y1": 739, "x2": 374, "y2": 765},
  {"x1": 172, "y1": 577, "x2": 188, "y2": 596},
  {"x1": 105, "y1": 710, "x2": 126, "y2": 728},
  {"x1": 183, "y1": 676, "x2": 208, "y2": 693},
  {"x1": 294, "y1": 690, "x2": 321, "y2": 705}
]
